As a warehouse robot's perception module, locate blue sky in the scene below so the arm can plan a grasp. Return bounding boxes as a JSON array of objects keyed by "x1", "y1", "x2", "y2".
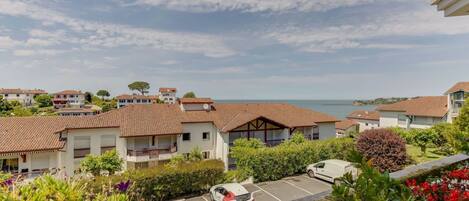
[{"x1": 1, "y1": 0, "x2": 469, "y2": 99}]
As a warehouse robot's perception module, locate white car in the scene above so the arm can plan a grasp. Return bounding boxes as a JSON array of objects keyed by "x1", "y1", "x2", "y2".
[
  {"x1": 306, "y1": 159, "x2": 358, "y2": 184},
  {"x1": 209, "y1": 183, "x2": 253, "y2": 201}
]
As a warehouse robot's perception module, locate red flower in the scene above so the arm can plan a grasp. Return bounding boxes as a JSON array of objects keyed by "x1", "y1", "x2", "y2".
[
  {"x1": 447, "y1": 189, "x2": 460, "y2": 201},
  {"x1": 406, "y1": 179, "x2": 417, "y2": 187},
  {"x1": 426, "y1": 194, "x2": 436, "y2": 201},
  {"x1": 421, "y1": 182, "x2": 431, "y2": 193},
  {"x1": 431, "y1": 183, "x2": 438, "y2": 192}
]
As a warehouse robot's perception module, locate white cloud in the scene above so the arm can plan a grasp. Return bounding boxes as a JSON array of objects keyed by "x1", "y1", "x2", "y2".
[
  {"x1": 266, "y1": 9, "x2": 469, "y2": 52},
  {"x1": 26, "y1": 38, "x2": 58, "y2": 47},
  {"x1": 133, "y1": 0, "x2": 384, "y2": 13},
  {"x1": 0, "y1": 0, "x2": 236, "y2": 57},
  {"x1": 0, "y1": 36, "x2": 22, "y2": 48},
  {"x1": 13, "y1": 49, "x2": 65, "y2": 56}
]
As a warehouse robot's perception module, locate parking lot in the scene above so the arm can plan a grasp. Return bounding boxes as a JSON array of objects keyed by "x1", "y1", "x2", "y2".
[{"x1": 184, "y1": 174, "x2": 332, "y2": 201}]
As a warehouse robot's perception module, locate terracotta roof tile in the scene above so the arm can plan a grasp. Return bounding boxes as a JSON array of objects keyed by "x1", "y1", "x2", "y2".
[
  {"x1": 54, "y1": 90, "x2": 83, "y2": 95},
  {"x1": 445, "y1": 82, "x2": 469, "y2": 94},
  {"x1": 347, "y1": 110, "x2": 380, "y2": 121},
  {"x1": 115, "y1": 94, "x2": 157, "y2": 100},
  {"x1": 159, "y1": 88, "x2": 177, "y2": 93},
  {"x1": 376, "y1": 96, "x2": 448, "y2": 117},
  {"x1": 179, "y1": 98, "x2": 214, "y2": 104},
  {"x1": 335, "y1": 119, "x2": 358, "y2": 130},
  {"x1": 0, "y1": 88, "x2": 47, "y2": 94}
]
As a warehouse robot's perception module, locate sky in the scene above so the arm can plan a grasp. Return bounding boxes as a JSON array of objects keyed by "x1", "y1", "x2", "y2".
[{"x1": 1, "y1": 0, "x2": 469, "y2": 100}]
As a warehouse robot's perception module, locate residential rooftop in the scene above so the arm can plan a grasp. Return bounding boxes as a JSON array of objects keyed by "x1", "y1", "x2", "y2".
[
  {"x1": 159, "y1": 87, "x2": 177, "y2": 93},
  {"x1": 445, "y1": 81, "x2": 469, "y2": 94},
  {"x1": 335, "y1": 119, "x2": 358, "y2": 130},
  {"x1": 376, "y1": 96, "x2": 448, "y2": 117},
  {"x1": 347, "y1": 110, "x2": 380, "y2": 121},
  {"x1": 0, "y1": 88, "x2": 47, "y2": 94}
]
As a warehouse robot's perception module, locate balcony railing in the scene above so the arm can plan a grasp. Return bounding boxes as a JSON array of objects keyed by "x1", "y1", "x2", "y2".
[
  {"x1": 127, "y1": 146, "x2": 177, "y2": 159},
  {"x1": 12, "y1": 168, "x2": 55, "y2": 181}
]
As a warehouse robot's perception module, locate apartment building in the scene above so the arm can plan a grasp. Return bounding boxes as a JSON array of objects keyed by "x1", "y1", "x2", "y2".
[
  {"x1": 53, "y1": 90, "x2": 85, "y2": 109},
  {"x1": 335, "y1": 119, "x2": 358, "y2": 137},
  {"x1": 158, "y1": 88, "x2": 177, "y2": 104},
  {"x1": 347, "y1": 110, "x2": 380, "y2": 132},
  {"x1": 0, "y1": 88, "x2": 47, "y2": 106},
  {"x1": 377, "y1": 96, "x2": 448, "y2": 129},
  {"x1": 0, "y1": 98, "x2": 338, "y2": 178},
  {"x1": 57, "y1": 107, "x2": 100, "y2": 116},
  {"x1": 116, "y1": 94, "x2": 157, "y2": 108},
  {"x1": 445, "y1": 82, "x2": 469, "y2": 123}
]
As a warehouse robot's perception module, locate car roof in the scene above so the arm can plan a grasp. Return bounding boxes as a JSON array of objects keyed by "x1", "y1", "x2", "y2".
[
  {"x1": 221, "y1": 183, "x2": 249, "y2": 195},
  {"x1": 322, "y1": 159, "x2": 352, "y2": 166}
]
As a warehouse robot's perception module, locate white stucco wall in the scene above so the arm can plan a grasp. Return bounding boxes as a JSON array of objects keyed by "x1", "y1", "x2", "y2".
[
  {"x1": 62, "y1": 128, "x2": 124, "y2": 176},
  {"x1": 354, "y1": 119, "x2": 380, "y2": 132},
  {"x1": 379, "y1": 111, "x2": 404, "y2": 128},
  {"x1": 178, "y1": 123, "x2": 217, "y2": 158},
  {"x1": 317, "y1": 122, "x2": 336, "y2": 139}
]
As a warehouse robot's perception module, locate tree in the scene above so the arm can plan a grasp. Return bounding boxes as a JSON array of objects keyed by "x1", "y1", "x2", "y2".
[
  {"x1": 34, "y1": 94, "x2": 52, "y2": 108},
  {"x1": 411, "y1": 129, "x2": 437, "y2": 156},
  {"x1": 454, "y1": 97, "x2": 469, "y2": 133},
  {"x1": 187, "y1": 147, "x2": 203, "y2": 162},
  {"x1": 183, "y1": 91, "x2": 196, "y2": 98},
  {"x1": 96, "y1": 90, "x2": 110, "y2": 100},
  {"x1": 84, "y1": 92, "x2": 93, "y2": 103},
  {"x1": 128, "y1": 81, "x2": 150, "y2": 95},
  {"x1": 80, "y1": 149, "x2": 123, "y2": 176},
  {"x1": 0, "y1": 96, "x2": 13, "y2": 116}
]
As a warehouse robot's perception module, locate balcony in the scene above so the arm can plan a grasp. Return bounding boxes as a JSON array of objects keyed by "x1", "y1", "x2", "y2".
[
  {"x1": 127, "y1": 146, "x2": 177, "y2": 162},
  {"x1": 11, "y1": 168, "x2": 56, "y2": 182}
]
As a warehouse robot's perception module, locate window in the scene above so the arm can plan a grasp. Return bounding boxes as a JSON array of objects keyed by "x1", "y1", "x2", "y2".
[
  {"x1": 314, "y1": 163, "x2": 325, "y2": 168},
  {"x1": 182, "y1": 133, "x2": 191, "y2": 141},
  {"x1": 202, "y1": 151, "x2": 210, "y2": 159},
  {"x1": 365, "y1": 123, "x2": 369, "y2": 126},
  {"x1": 1, "y1": 158, "x2": 19, "y2": 173},
  {"x1": 312, "y1": 132, "x2": 319, "y2": 140},
  {"x1": 16, "y1": 94, "x2": 19, "y2": 97},
  {"x1": 101, "y1": 135, "x2": 116, "y2": 154},
  {"x1": 152, "y1": 136, "x2": 156, "y2": 146},
  {"x1": 4, "y1": 94, "x2": 8, "y2": 97},
  {"x1": 74, "y1": 136, "x2": 91, "y2": 158},
  {"x1": 202, "y1": 132, "x2": 210, "y2": 140}
]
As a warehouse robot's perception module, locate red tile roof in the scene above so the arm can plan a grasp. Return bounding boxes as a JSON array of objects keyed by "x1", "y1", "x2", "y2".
[
  {"x1": 347, "y1": 110, "x2": 380, "y2": 121},
  {"x1": 0, "y1": 88, "x2": 47, "y2": 94},
  {"x1": 179, "y1": 98, "x2": 214, "y2": 104},
  {"x1": 376, "y1": 96, "x2": 448, "y2": 117},
  {"x1": 54, "y1": 90, "x2": 83, "y2": 95},
  {"x1": 445, "y1": 82, "x2": 469, "y2": 94},
  {"x1": 0, "y1": 102, "x2": 338, "y2": 153},
  {"x1": 159, "y1": 88, "x2": 177, "y2": 93},
  {"x1": 335, "y1": 119, "x2": 358, "y2": 130}
]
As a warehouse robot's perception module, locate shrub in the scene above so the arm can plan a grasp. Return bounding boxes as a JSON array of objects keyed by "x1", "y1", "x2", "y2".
[
  {"x1": 223, "y1": 169, "x2": 250, "y2": 183},
  {"x1": 80, "y1": 149, "x2": 123, "y2": 176},
  {"x1": 89, "y1": 159, "x2": 225, "y2": 201},
  {"x1": 411, "y1": 129, "x2": 438, "y2": 156},
  {"x1": 231, "y1": 137, "x2": 355, "y2": 182},
  {"x1": 187, "y1": 147, "x2": 203, "y2": 162},
  {"x1": 232, "y1": 138, "x2": 265, "y2": 149},
  {"x1": 15, "y1": 175, "x2": 85, "y2": 201},
  {"x1": 356, "y1": 129, "x2": 408, "y2": 172}
]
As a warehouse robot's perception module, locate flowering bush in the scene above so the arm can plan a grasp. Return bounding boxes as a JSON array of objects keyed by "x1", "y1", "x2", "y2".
[{"x1": 406, "y1": 165, "x2": 469, "y2": 201}]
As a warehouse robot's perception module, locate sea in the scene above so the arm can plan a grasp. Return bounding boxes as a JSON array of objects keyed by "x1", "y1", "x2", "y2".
[{"x1": 215, "y1": 100, "x2": 377, "y2": 119}]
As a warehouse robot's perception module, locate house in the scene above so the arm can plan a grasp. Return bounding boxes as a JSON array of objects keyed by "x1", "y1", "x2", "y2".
[
  {"x1": 158, "y1": 88, "x2": 177, "y2": 104},
  {"x1": 116, "y1": 94, "x2": 157, "y2": 108},
  {"x1": 57, "y1": 106, "x2": 101, "y2": 116},
  {"x1": 377, "y1": 96, "x2": 448, "y2": 129},
  {"x1": 432, "y1": 0, "x2": 469, "y2": 16},
  {"x1": 335, "y1": 119, "x2": 359, "y2": 137},
  {"x1": 445, "y1": 82, "x2": 469, "y2": 123},
  {"x1": 347, "y1": 110, "x2": 380, "y2": 132},
  {"x1": 0, "y1": 98, "x2": 338, "y2": 178},
  {"x1": 53, "y1": 90, "x2": 85, "y2": 109},
  {"x1": 0, "y1": 88, "x2": 47, "y2": 106}
]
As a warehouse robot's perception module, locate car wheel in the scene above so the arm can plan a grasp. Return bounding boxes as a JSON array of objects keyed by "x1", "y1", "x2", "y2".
[{"x1": 307, "y1": 170, "x2": 315, "y2": 178}]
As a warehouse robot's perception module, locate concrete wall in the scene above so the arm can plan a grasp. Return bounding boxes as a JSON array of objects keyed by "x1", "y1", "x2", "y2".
[
  {"x1": 317, "y1": 122, "x2": 336, "y2": 139},
  {"x1": 379, "y1": 111, "x2": 403, "y2": 128}
]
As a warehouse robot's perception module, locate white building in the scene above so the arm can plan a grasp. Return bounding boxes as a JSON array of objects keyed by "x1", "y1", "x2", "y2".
[
  {"x1": 57, "y1": 106, "x2": 101, "y2": 116},
  {"x1": 158, "y1": 88, "x2": 177, "y2": 104},
  {"x1": 335, "y1": 119, "x2": 358, "y2": 137},
  {"x1": 445, "y1": 82, "x2": 469, "y2": 123},
  {"x1": 53, "y1": 90, "x2": 85, "y2": 109},
  {"x1": 432, "y1": 0, "x2": 469, "y2": 16},
  {"x1": 0, "y1": 98, "x2": 338, "y2": 178},
  {"x1": 377, "y1": 96, "x2": 448, "y2": 129},
  {"x1": 116, "y1": 94, "x2": 157, "y2": 108},
  {"x1": 347, "y1": 110, "x2": 380, "y2": 132},
  {"x1": 0, "y1": 88, "x2": 47, "y2": 106}
]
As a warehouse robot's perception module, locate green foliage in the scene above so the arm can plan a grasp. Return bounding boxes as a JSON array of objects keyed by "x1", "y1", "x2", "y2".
[
  {"x1": 90, "y1": 160, "x2": 225, "y2": 201},
  {"x1": 283, "y1": 131, "x2": 306, "y2": 145},
  {"x1": 0, "y1": 96, "x2": 13, "y2": 116},
  {"x1": 11, "y1": 106, "x2": 33, "y2": 117},
  {"x1": 331, "y1": 156, "x2": 413, "y2": 201},
  {"x1": 128, "y1": 81, "x2": 150, "y2": 95},
  {"x1": 34, "y1": 94, "x2": 52, "y2": 108},
  {"x1": 84, "y1": 92, "x2": 93, "y2": 103},
  {"x1": 8, "y1": 100, "x2": 21, "y2": 107},
  {"x1": 356, "y1": 129, "x2": 409, "y2": 172},
  {"x1": 188, "y1": 147, "x2": 203, "y2": 162},
  {"x1": 410, "y1": 129, "x2": 437, "y2": 155},
  {"x1": 182, "y1": 91, "x2": 196, "y2": 98},
  {"x1": 232, "y1": 138, "x2": 265, "y2": 149},
  {"x1": 96, "y1": 89, "x2": 111, "y2": 100},
  {"x1": 223, "y1": 169, "x2": 249, "y2": 183},
  {"x1": 231, "y1": 137, "x2": 355, "y2": 182},
  {"x1": 80, "y1": 149, "x2": 123, "y2": 176},
  {"x1": 166, "y1": 154, "x2": 186, "y2": 167},
  {"x1": 15, "y1": 175, "x2": 85, "y2": 201}
]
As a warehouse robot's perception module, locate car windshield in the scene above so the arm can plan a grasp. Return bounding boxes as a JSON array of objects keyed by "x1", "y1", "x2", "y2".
[{"x1": 235, "y1": 193, "x2": 251, "y2": 201}]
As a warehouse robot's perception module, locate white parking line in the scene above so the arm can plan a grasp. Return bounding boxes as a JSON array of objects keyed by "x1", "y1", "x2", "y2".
[
  {"x1": 253, "y1": 184, "x2": 282, "y2": 201},
  {"x1": 283, "y1": 180, "x2": 316, "y2": 195},
  {"x1": 201, "y1": 196, "x2": 209, "y2": 201}
]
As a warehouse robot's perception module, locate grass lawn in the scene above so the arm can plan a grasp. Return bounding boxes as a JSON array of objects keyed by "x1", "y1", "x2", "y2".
[{"x1": 406, "y1": 144, "x2": 445, "y2": 164}]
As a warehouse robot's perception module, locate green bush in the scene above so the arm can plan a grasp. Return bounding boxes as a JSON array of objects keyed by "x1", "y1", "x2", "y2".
[
  {"x1": 90, "y1": 159, "x2": 225, "y2": 201},
  {"x1": 223, "y1": 169, "x2": 250, "y2": 183},
  {"x1": 80, "y1": 149, "x2": 123, "y2": 176},
  {"x1": 231, "y1": 137, "x2": 355, "y2": 182}
]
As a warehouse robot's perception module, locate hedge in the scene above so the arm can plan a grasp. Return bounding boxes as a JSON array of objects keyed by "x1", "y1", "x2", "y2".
[
  {"x1": 231, "y1": 137, "x2": 355, "y2": 182},
  {"x1": 89, "y1": 159, "x2": 225, "y2": 201}
]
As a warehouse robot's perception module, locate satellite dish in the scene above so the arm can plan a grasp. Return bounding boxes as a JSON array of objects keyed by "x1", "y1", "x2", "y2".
[{"x1": 203, "y1": 103, "x2": 210, "y2": 110}]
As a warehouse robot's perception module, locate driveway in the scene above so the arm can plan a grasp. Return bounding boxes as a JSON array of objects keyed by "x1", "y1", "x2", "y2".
[{"x1": 183, "y1": 174, "x2": 332, "y2": 201}]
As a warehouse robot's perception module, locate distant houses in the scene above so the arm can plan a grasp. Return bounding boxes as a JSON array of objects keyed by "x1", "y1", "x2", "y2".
[
  {"x1": 53, "y1": 90, "x2": 85, "y2": 109},
  {"x1": 116, "y1": 94, "x2": 158, "y2": 108},
  {"x1": 0, "y1": 88, "x2": 47, "y2": 106},
  {"x1": 347, "y1": 110, "x2": 380, "y2": 132},
  {"x1": 335, "y1": 119, "x2": 358, "y2": 137},
  {"x1": 158, "y1": 87, "x2": 177, "y2": 104},
  {"x1": 445, "y1": 82, "x2": 469, "y2": 123}
]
